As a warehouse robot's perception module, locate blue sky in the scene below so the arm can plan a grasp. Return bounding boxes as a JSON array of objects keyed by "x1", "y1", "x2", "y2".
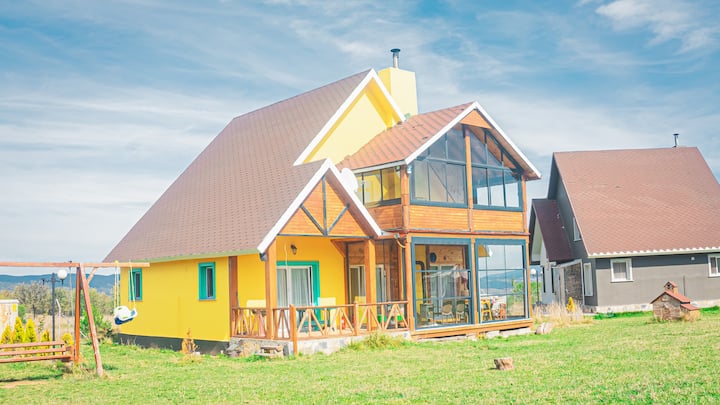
[{"x1": 1, "y1": 0, "x2": 718, "y2": 275}]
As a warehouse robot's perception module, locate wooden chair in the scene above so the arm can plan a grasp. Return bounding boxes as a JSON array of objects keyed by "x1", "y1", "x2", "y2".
[
  {"x1": 440, "y1": 302, "x2": 454, "y2": 323},
  {"x1": 481, "y1": 299, "x2": 493, "y2": 321},
  {"x1": 455, "y1": 302, "x2": 467, "y2": 322}
]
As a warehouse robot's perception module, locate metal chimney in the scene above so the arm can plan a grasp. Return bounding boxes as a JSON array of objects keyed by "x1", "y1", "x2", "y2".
[
  {"x1": 673, "y1": 133, "x2": 679, "y2": 147},
  {"x1": 391, "y1": 48, "x2": 401, "y2": 68}
]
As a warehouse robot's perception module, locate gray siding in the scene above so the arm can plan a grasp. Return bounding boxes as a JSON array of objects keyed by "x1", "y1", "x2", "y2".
[
  {"x1": 594, "y1": 254, "x2": 720, "y2": 308},
  {"x1": 555, "y1": 175, "x2": 588, "y2": 260}
]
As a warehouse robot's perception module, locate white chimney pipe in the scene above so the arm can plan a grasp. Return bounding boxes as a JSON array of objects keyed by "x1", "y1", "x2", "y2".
[{"x1": 391, "y1": 48, "x2": 401, "y2": 68}]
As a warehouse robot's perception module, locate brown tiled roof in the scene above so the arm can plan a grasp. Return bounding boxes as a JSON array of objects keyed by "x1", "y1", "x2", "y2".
[
  {"x1": 339, "y1": 102, "x2": 541, "y2": 180},
  {"x1": 653, "y1": 289, "x2": 692, "y2": 304},
  {"x1": 105, "y1": 70, "x2": 374, "y2": 262},
  {"x1": 681, "y1": 303, "x2": 699, "y2": 311},
  {"x1": 531, "y1": 199, "x2": 573, "y2": 263},
  {"x1": 339, "y1": 103, "x2": 472, "y2": 169},
  {"x1": 553, "y1": 147, "x2": 720, "y2": 257}
]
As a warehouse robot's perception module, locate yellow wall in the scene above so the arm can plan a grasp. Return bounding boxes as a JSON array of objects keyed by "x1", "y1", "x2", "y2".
[
  {"x1": 118, "y1": 236, "x2": 349, "y2": 343},
  {"x1": 305, "y1": 82, "x2": 398, "y2": 164},
  {"x1": 378, "y1": 67, "x2": 418, "y2": 117},
  {"x1": 119, "y1": 257, "x2": 230, "y2": 342}
]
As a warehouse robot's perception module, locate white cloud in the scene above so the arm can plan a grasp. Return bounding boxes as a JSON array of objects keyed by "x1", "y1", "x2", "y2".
[{"x1": 596, "y1": 0, "x2": 719, "y2": 52}]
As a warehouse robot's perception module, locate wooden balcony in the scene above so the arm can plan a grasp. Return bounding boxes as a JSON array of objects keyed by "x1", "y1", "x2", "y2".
[{"x1": 231, "y1": 301, "x2": 409, "y2": 344}]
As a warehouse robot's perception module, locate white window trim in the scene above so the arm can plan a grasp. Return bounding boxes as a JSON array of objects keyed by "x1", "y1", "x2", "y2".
[
  {"x1": 582, "y1": 262, "x2": 594, "y2": 296},
  {"x1": 610, "y1": 258, "x2": 633, "y2": 282},
  {"x1": 572, "y1": 217, "x2": 581, "y2": 241},
  {"x1": 709, "y1": 254, "x2": 720, "y2": 278}
]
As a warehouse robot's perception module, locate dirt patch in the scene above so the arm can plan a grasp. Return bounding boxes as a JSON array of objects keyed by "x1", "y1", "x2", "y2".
[{"x1": 2, "y1": 380, "x2": 48, "y2": 389}]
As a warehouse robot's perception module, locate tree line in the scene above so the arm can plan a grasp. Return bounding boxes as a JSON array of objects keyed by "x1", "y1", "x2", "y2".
[{"x1": 0, "y1": 282, "x2": 114, "y2": 319}]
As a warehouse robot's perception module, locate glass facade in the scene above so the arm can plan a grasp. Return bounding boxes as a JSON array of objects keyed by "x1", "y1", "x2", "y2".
[{"x1": 409, "y1": 125, "x2": 522, "y2": 210}]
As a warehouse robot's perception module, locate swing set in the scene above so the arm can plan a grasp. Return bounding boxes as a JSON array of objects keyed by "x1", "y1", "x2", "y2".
[
  {"x1": 0, "y1": 260, "x2": 149, "y2": 377},
  {"x1": 113, "y1": 262, "x2": 138, "y2": 325}
]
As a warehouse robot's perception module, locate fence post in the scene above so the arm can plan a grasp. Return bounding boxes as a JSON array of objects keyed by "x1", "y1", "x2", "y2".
[{"x1": 353, "y1": 302, "x2": 359, "y2": 336}]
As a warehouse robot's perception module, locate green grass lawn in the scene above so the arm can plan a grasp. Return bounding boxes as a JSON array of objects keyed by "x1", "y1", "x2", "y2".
[{"x1": 2, "y1": 310, "x2": 720, "y2": 404}]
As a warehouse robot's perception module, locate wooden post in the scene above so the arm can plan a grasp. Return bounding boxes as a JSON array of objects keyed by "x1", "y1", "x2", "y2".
[
  {"x1": 79, "y1": 265, "x2": 104, "y2": 377},
  {"x1": 364, "y1": 239, "x2": 376, "y2": 304},
  {"x1": 263, "y1": 242, "x2": 277, "y2": 339},
  {"x1": 228, "y1": 256, "x2": 238, "y2": 337},
  {"x1": 290, "y1": 304, "x2": 298, "y2": 355},
  {"x1": 464, "y1": 125, "x2": 474, "y2": 230},
  {"x1": 353, "y1": 302, "x2": 359, "y2": 336},
  {"x1": 74, "y1": 267, "x2": 81, "y2": 363},
  {"x1": 403, "y1": 235, "x2": 415, "y2": 331}
]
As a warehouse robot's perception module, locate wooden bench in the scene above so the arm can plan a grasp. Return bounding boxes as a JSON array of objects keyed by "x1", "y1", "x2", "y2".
[{"x1": 0, "y1": 341, "x2": 73, "y2": 364}]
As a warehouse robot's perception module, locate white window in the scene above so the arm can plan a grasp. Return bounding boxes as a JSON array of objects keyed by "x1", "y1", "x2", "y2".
[
  {"x1": 709, "y1": 255, "x2": 720, "y2": 277},
  {"x1": 583, "y1": 263, "x2": 594, "y2": 296},
  {"x1": 610, "y1": 258, "x2": 632, "y2": 282},
  {"x1": 573, "y1": 217, "x2": 581, "y2": 241}
]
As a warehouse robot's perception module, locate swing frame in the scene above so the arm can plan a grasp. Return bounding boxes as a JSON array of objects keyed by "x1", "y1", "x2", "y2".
[{"x1": 0, "y1": 261, "x2": 149, "y2": 377}]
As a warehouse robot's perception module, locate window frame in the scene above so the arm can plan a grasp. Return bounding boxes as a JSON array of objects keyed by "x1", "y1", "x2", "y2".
[
  {"x1": 410, "y1": 132, "x2": 468, "y2": 207},
  {"x1": 129, "y1": 268, "x2": 142, "y2": 301},
  {"x1": 582, "y1": 262, "x2": 593, "y2": 296},
  {"x1": 709, "y1": 254, "x2": 720, "y2": 278},
  {"x1": 610, "y1": 258, "x2": 633, "y2": 282},
  {"x1": 469, "y1": 128, "x2": 523, "y2": 212},
  {"x1": 198, "y1": 262, "x2": 216, "y2": 300},
  {"x1": 355, "y1": 167, "x2": 401, "y2": 207},
  {"x1": 573, "y1": 217, "x2": 581, "y2": 241}
]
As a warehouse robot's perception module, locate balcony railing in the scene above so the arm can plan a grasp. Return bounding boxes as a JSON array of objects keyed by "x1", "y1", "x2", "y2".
[{"x1": 231, "y1": 301, "x2": 409, "y2": 341}]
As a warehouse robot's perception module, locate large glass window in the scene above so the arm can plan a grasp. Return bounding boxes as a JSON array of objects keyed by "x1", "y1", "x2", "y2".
[
  {"x1": 476, "y1": 241, "x2": 527, "y2": 321},
  {"x1": 469, "y1": 128, "x2": 522, "y2": 210},
  {"x1": 410, "y1": 130, "x2": 467, "y2": 205},
  {"x1": 414, "y1": 242, "x2": 471, "y2": 328},
  {"x1": 355, "y1": 167, "x2": 401, "y2": 205}
]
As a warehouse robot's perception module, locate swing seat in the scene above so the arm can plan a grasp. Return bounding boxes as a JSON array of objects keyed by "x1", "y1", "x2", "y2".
[{"x1": 113, "y1": 306, "x2": 137, "y2": 325}]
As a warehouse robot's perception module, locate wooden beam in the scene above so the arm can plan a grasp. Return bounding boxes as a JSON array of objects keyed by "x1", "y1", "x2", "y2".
[
  {"x1": 263, "y1": 242, "x2": 277, "y2": 339},
  {"x1": 79, "y1": 265, "x2": 104, "y2": 377},
  {"x1": 0, "y1": 261, "x2": 150, "y2": 268}
]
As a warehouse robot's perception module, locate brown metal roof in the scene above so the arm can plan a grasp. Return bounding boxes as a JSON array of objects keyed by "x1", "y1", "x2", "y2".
[
  {"x1": 339, "y1": 103, "x2": 472, "y2": 169},
  {"x1": 554, "y1": 147, "x2": 720, "y2": 257},
  {"x1": 339, "y1": 102, "x2": 541, "y2": 180},
  {"x1": 105, "y1": 70, "x2": 373, "y2": 262},
  {"x1": 531, "y1": 199, "x2": 574, "y2": 263}
]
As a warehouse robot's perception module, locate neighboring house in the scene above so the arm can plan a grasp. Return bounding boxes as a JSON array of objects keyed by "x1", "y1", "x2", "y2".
[
  {"x1": 530, "y1": 147, "x2": 720, "y2": 313},
  {"x1": 106, "y1": 52, "x2": 541, "y2": 354}
]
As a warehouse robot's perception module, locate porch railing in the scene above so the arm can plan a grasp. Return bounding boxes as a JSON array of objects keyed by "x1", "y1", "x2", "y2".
[{"x1": 231, "y1": 301, "x2": 409, "y2": 341}]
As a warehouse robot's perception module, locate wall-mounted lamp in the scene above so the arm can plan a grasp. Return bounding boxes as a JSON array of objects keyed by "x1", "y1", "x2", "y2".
[{"x1": 290, "y1": 244, "x2": 298, "y2": 255}]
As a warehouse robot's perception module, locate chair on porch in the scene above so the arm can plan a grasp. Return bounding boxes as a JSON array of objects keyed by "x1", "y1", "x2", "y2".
[
  {"x1": 440, "y1": 302, "x2": 454, "y2": 323},
  {"x1": 318, "y1": 297, "x2": 337, "y2": 331},
  {"x1": 455, "y1": 302, "x2": 467, "y2": 322}
]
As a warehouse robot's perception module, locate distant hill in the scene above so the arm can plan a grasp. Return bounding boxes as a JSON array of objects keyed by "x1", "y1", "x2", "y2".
[{"x1": 0, "y1": 274, "x2": 115, "y2": 296}]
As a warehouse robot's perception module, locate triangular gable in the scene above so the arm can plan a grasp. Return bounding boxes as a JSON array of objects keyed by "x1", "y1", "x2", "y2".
[
  {"x1": 280, "y1": 174, "x2": 369, "y2": 237},
  {"x1": 405, "y1": 102, "x2": 541, "y2": 180},
  {"x1": 294, "y1": 70, "x2": 406, "y2": 165},
  {"x1": 257, "y1": 160, "x2": 382, "y2": 253}
]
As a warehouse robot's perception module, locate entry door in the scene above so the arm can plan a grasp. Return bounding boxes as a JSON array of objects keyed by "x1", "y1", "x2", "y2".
[
  {"x1": 277, "y1": 265, "x2": 313, "y2": 307},
  {"x1": 348, "y1": 265, "x2": 365, "y2": 303}
]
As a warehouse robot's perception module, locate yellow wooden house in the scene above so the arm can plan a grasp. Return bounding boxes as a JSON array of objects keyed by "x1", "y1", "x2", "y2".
[{"x1": 105, "y1": 52, "x2": 541, "y2": 354}]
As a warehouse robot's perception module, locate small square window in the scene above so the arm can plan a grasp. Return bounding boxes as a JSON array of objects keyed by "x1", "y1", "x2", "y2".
[
  {"x1": 199, "y1": 262, "x2": 216, "y2": 300},
  {"x1": 709, "y1": 255, "x2": 720, "y2": 277},
  {"x1": 610, "y1": 258, "x2": 632, "y2": 282}
]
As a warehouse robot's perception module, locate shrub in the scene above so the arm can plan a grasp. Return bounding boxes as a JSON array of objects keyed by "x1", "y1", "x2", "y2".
[
  {"x1": 12, "y1": 317, "x2": 25, "y2": 343},
  {"x1": 24, "y1": 318, "x2": 38, "y2": 343},
  {"x1": 566, "y1": 297, "x2": 576, "y2": 313},
  {"x1": 0, "y1": 325, "x2": 12, "y2": 344},
  {"x1": 61, "y1": 332, "x2": 74, "y2": 346},
  {"x1": 40, "y1": 330, "x2": 51, "y2": 342},
  {"x1": 181, "y1": 329, "x2": 199, "y2": 362},
  {"x1": 345, "y1": 332, "x2": 405, "y2": 351}
]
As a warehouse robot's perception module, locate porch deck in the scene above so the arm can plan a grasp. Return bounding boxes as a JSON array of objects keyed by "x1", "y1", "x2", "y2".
[{"x1": 231, "y1": 300, "x2": 532, "y2": 355}]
